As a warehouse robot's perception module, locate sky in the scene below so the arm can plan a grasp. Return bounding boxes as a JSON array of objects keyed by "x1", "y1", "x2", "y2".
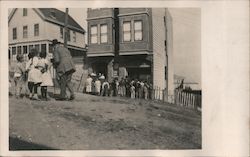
[{"x1": 62, "y1": 8, "x2": 201, "y2": 88}]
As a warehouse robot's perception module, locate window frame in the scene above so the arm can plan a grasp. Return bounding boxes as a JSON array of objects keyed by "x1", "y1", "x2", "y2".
[
  {"x1": 134, "y1": 20, "x2": 143, "y2": 41},
  {"x1": 90, "y1": 25, "x2": 98, "y2": 44},
  {"x1": 73, "y1": 31, "x2": 76, "y2": 42},
  {"x1": 60, "y1": 27, "x2": 64, "y2": 39},
  {"x1": 23, "y1": 8, "x2": 27, "y2": 16},
  {"x1": 23, "y1": 25, "x2": 28, "y2": 38},
  {"x1": 13, "y1": 27, "x2": 17, "y2": 40},
  {"x1": 122, "y1": 21, "x2": 132, "y2": 42},
  {"x1": 100, "y1": 24, "x2": 108, "y2": 44},
  {"x1": 67, "y1": 29, "x2": 71, "y2": 42},
  {"x1": 34, "y1": 24, "x2": 39, "y2": 36}
]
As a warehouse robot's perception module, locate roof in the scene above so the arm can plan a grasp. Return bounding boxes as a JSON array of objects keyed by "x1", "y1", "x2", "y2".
[
  {"x1": 38, "y1": 8, "x2": 85, "y2": 34},
  {"x1": 8, "y1": 8, "x2": 85, "y2": 34}
]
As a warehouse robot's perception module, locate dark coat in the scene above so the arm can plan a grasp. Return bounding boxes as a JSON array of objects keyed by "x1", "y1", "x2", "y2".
[{"x1": 53, "y1": 45, "x2": 76, "y2": 76}]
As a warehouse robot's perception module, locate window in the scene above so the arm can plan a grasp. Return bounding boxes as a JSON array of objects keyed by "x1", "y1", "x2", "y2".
[
  {"x1": 23, "y1": 46, "x2": 27, "y2": 54},
  {"x1": 29, "y1": 45, "x2": 33, "y2": 53},
  {"x1": 23, "y1": 8, "x2": 27, "y2": 16},
  {"x1": 134, "y1": 21, "x2": 143, "y2": 41},
  {"x1": 60, "y1": 27, "x2": 64, "y2": 39},
  {"x1": 49, "y1": 44, "x2": 53, "y2": 53},
  {"x1": 41, "y1": 44, "x2": 47, "y2": 53},
  {"x1": 12, "y1": 47, "x2": 16, "y2": 55},
  {"x1": 35, "y1": 44, "x2": 40, "y2": 51},
  {"x1": 100, "y1": 24, "x2": 108, "y2": 43},
  {"x1": 17, "y1": 46, "x2": 22, "y2": 54},
  {"x1": 23, "y1": 26, "x2": 28, "y2": 38},
  {"x1": 73, "y1": 31, "x2": 76, "y2": 42},
  {"x1": 123, "y1": 21, "x2": 131, "y2": 42},
  {"x1": 90, "y1": 25, "x2": 98, "y2": 44},
  {"x1": 67, "y1": 29, "x2": 71, "y2": 41},
  {"x1": 13, "y1": 28, "x2": 17, "y2": 40},
  {"x1": 34, "y1": 24, "x2": 39, "y2": 36}
]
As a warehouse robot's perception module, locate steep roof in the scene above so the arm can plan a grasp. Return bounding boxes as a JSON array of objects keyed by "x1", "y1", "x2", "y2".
[{"x1": 38, "y1": 8, "x2": 85, "y2": 34}]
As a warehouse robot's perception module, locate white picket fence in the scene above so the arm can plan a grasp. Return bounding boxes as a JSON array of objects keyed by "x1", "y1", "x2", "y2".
[{"x1": 174, "y1": 89, "x2": 201, "y2": 110}]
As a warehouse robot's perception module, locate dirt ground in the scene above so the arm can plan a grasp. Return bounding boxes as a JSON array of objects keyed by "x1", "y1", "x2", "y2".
[{"x1": 9, "y1": 87, "x2": 201, "y2": 150}]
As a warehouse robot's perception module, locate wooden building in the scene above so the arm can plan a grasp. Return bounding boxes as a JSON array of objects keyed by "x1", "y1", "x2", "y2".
[
  {"x1": 87, "y1": 8, "x2": 174, "y2": 99},
  {"x1": 8, "y1": 8, "x2": 86, "y2": 63}
]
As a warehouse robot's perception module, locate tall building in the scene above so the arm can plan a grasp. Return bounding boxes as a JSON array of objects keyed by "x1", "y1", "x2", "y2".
[
  {"x1": 87, "y1": 8, "x2": 174, "y2": 99},
  {"x1": 8, "y1": 8, "x2": 86, "y2": 63}
]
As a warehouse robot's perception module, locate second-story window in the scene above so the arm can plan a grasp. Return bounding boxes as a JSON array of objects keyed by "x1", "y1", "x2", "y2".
[
  {"x1": 23, "y1": 8, "x2": 27, "y2": 16},
  {"x1": 73, "y1": 31, "x2": 76, "y2": 42},
  {"x1": 90, "y1": 25, "x2": 98, "y2": 44},
  {"x1": 34, "y1": 24, "x2": 39, "y2": 36},
  {"x1": 123, "y1": 21, "x2": 131, "y2": 42},
  {"x1": 67, "y1": 29, "x2": 71, "y2": 41},
  {"x1": 134, "y1": 20, "x2": 143, "y2": 41},
  {"x1": 23, "y1": 25, "x2": 28, "y2": 38},
  {"x1": 60, "y1": 27, "x2": 64, "y2": 39},
  {"x1": 100, "y1": 24, "x2": 108, "y2": 43},
  {"x1": 13, "y1": 28, "x2": 17, "y2": 40}
]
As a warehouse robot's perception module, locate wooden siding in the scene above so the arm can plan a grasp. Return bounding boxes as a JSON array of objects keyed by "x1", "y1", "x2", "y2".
[
  {"x1": 119, "y1": 13, "x2": 152, "y2": 54},
  {"x1": 9, "y1": 8, "x2": 85, "y2": 49},
  {"x1": 152, "y1": 9, "x2": 167, "y2": 90},
  {"x1": 87, "y1": 18, "x2": 114, "y2": 56},
  {"x1": 119, "y1": 8, "x2": 150, "y2": 15},
  {"x1": 8, "y1": 8, "x2": 46, "y2": 44},
  {"x1": 87, "y1": 8, "x2": 114, "y2": 19}
]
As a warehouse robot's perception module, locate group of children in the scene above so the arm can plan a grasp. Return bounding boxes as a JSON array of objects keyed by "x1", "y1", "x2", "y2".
[
  {"x1": 85, "y1": 74, "x2": 152, "y2": 100},
  {"x1": 12, "y1": 49, "x2": 53, "y2": 100}
]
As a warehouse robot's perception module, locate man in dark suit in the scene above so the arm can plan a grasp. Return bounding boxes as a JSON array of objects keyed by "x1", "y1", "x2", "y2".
[{"x1": 52, "y1": 39, "x2": 76, "y2": 100}]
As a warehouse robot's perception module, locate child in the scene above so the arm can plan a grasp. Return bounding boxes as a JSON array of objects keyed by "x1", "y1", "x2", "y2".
[
  {"x1": 13, "y1": 54, "x2": 26, "y2": 98},
  {"x1": 26, "y1": 49, "x2": 42, "y2": 100},
  {"x1": 130, "y1": 83, "x2": 135, "y2": 99},
  {"x1": 39, "y1": 51, "x2": 53, "y2": 100},
  {"x1": 94, "y1": 78, "x2": 101, "y2": 96}
]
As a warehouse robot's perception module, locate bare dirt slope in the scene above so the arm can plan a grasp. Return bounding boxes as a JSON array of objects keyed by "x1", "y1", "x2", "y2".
[{"x1": 9, "y1": 90, "x2": 201, "y2": 150}]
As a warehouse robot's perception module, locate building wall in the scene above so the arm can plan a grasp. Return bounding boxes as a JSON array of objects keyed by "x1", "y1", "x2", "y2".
[
  {"x1": 165, "y1": 9, "x2": 175, "y2": 101},
  {"x1": 87, "y1": 18, "x2": 114, "y2": 56},
  {"x1": 8, "y1": 8, "x2": 47, "y2": 44},
  {"x1": 152, "y1": 8, "x2": 167, "y2": 91},
  {"x1": 45, "y1": 22, "x2": 85, "y2": 48},
  {"x1": 119, "y1": 10, "x2": 152, "y2": 54}
]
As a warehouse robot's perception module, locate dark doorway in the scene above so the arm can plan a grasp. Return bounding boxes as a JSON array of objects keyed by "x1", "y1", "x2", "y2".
[
  {"x1": 127, "y1": 67, "x2": 151, "y2": 81},
  {"x1": 92, "y1": 62, "x2": 108, "y2": 77}
]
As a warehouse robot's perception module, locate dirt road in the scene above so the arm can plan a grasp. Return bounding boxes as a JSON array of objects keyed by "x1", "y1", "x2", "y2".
[{"x1": 9, "y1": 89, "x2": 201, "y2": 150}]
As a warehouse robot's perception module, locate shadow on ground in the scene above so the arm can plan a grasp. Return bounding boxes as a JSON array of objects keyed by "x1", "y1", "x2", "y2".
[{"x1": 9, "y1": 136, "x2": 58, "y2": 150}]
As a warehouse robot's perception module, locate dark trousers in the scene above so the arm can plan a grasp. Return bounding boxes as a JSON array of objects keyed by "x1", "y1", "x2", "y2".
[{"x1": 59, "y1": 73, "x2": 74, "y2": 98}]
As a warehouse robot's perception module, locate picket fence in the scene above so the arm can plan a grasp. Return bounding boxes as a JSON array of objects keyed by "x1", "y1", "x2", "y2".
[
  {"x1": 151, "y1": 87, "x2": 201, "y2": 111},
  {"x1": 174, "y1": 90, "x2": 201, "y2": 110}
]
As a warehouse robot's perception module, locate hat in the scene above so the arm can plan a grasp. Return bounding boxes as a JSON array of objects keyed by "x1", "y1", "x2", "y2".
[{"x1": 52, "y1": 39, "x2": 60, "y2": 46}]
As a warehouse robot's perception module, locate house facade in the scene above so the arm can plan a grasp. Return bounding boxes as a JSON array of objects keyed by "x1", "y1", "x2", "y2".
[
  {"x1": 8, "y1": 8, "x2": 86, "y2": 63},
  {"x1": 87, "y1": 8, "x2": 174, "y2": 100}
]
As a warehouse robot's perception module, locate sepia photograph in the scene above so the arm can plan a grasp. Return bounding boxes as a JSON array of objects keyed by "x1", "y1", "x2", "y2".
[{"x1": 7, "y1": 7, "x2": 202, "y2": 150}]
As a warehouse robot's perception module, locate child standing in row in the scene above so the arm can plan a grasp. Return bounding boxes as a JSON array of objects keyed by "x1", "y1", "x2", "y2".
[
  {"x1": 26, "y1": 49, "x2": 42, "y2": 100},
  {"x1": 13, "y1": 54, "x2": 26, "y2": 98},
  {"x1": 39, "y1": 51, "x2": 53, "y2": 100}
]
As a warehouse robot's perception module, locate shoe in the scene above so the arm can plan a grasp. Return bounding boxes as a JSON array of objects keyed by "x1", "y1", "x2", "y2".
[
  {"x1": 55, "y1": 97, "x2": 68, "y2": 101},
  {"x1": 69, "y1": 95, "x2": 75, "y2": 101},
  {"x1": 32, "y1": 94, "x2": 41, "y2": 101}
]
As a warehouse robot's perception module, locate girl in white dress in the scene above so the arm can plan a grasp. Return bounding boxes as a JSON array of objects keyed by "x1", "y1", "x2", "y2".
[
  {"x1": 26, "y1": 49, "x2": 42, "y2": 100},
  {"x1": 38, "y1": 51, "x2": 53, "y2": 100}
]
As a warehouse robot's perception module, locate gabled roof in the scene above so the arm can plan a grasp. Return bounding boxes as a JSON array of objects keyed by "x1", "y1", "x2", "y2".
[{"x1": 9, "y1": 8, "x2": 85, "y2": 34}]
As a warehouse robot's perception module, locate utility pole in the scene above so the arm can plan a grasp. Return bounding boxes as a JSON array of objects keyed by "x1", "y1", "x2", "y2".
[
  {"x1": 113, "y1": 8, "x2": 119, "y2": 78},
  {"x1": 64, "y1": 8, "x2": 69, "y2": 48}
]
